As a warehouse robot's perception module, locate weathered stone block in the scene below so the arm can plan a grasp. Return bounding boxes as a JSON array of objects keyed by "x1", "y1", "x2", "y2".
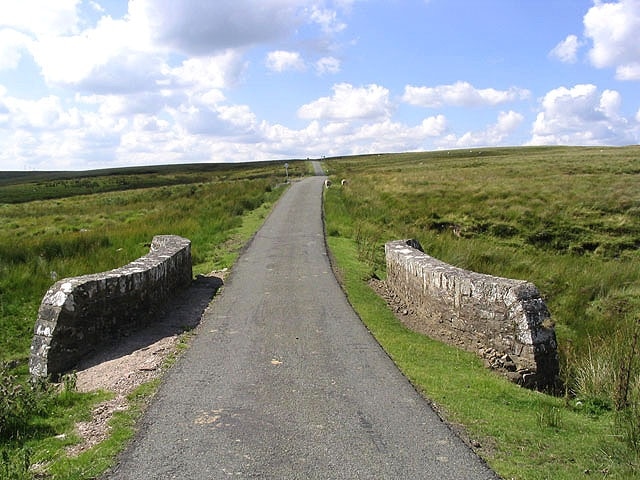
[
  {"x1": 29, "y1": 235, "x2": 192, "y2": 378},
  {"x1": 385, "y1": 239, "x2": 559, "y2": 389}
]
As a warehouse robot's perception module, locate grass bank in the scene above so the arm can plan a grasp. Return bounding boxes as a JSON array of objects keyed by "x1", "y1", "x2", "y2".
[
  {"x1": 0, "y1": 161, "x2": 305, "y2": 478},
  {"x1": 323, "y1": 146, "x2": 640, "y2": 478},
  {"x1": 327, "y1": 235, "x2": 621, "y2": 479}
]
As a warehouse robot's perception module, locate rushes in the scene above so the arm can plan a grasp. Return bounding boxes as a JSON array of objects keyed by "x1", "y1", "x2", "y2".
[
  {"x1": 0, "y1": 171, "x2": 285, "y2": 365},
  {"x1": 323, "y1": 146, "x2": 640, "y2": 470}
]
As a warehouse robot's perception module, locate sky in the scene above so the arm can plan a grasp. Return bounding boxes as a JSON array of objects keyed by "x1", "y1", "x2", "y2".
[{"x1": 0, "y1": 0, "x2": 639, "y2": 171}]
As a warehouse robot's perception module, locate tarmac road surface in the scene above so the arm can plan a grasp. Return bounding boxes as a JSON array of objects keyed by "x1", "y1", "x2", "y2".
[{"x1": 105, "y1": 170, "x2": 499, "y2": 479}]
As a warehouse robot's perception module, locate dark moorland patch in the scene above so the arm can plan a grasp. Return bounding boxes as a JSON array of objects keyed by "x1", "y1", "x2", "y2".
[{"x1": 0, "y1": 159, "x2": 303, "y2": 203}]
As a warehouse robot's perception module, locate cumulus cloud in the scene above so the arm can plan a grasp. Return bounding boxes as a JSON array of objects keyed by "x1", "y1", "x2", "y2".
[
  {"x1": 298, "y1": 83, "x2": 393, "y2": 120},
  {"x1": 437, "y1": 110, "x2": 524, "y2": 148},
  {"x1": 169, "y1": 52, "x2": 248, "y2": 91},
  {"x1": 140, "y1": 0, "x2": 307, "y2": 55},
  {"x1": 0, "y1": 88, "x2": 133, "y2": 170},
  {"x1": 549, "y1": 34, "x2": 582, "y2": 63},
  {"x1": 402, "y1": 81, "x2": 530, "y2": 108},
  {"x1": 259, "y1": 114, "x2": 448, "y2": 158},
  {"x1": 310, "y1": 6, "x2": 347, "y2": 34},
  {"x1": 339, "y1": 115, "x2": 447, "y2": 154},
  {"x1": 0, "y1": 0, "x2": 81, "y2": 36},
  {"x1": 0, "y1": 1, "x2": 83, "y2": 74},
  {"x1": 0, "y1": 0, "x2": 360, "y2": 170},
  {"x1": 615, "y1": 62, "x2": 640, "y2": 81},
  {"x1": 530, "y1": 84, "x2": 638, "y2": 145},
  {"x1": 584, "y1": 0, "x2": 640, "y2": 80},
  {"x1": 315, "y1": 56, "x2": 341, "y2": 75},
  {"x1": 176, "y1": 101, "x2": 259, "y2": 137},
  {"x1": 0, "y1": 29, "x2": 32, "y2": 70},
  {"x1": 266, "y1": 50, "x2": 306, "y2": 72},
  {"x1": 29, "y1": 14, "x2": 154, "y2": 88}
]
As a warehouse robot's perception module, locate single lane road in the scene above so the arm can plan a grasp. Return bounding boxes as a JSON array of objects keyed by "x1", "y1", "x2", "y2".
[{"x1": 105, "y1": 173, "x2": 498, "y2": 479}]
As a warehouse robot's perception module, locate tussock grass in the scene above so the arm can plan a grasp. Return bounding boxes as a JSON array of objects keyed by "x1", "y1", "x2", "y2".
[
  {"x1": 324, "y1": 146, "x2": 640, "y2": 353},
  {"x1": 0, "y1": 160, "x2": 304, "y2": 478},
  {"x1": 324, "y1": 146, "x2": 640, "y2": 478},
  {"x1": 0, "y1": 166, "x2": 301, "y2": 363}
]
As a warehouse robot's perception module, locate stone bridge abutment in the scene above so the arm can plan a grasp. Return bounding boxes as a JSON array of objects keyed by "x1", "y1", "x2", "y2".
[
  {"x1": 385, "y1": 239, "x2": 559, "y2": 389},
  {"x1": 29, "y1": 235, "x2": 192, "y2": 378}
]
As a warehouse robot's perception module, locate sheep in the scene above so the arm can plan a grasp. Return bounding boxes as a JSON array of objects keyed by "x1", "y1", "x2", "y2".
[
  {"x1": 341, "y1": 179, "x2": 348, "y2": 186},
  {"x1": 324, "y1": 179, "x2": 332, "y2": 188}
]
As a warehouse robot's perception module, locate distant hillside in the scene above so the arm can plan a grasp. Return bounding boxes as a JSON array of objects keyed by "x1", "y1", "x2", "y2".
[{"x1": 0, "y1": 159, "x2": 301, "y2": 203}]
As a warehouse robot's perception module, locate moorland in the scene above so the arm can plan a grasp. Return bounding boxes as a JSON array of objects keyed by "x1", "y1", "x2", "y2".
[{"x1": 2, "y1": 146, "x2": 640, "y2": 479}]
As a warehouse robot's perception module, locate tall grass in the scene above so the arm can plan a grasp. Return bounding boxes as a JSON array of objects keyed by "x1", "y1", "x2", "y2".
[
  {"x1": 0, "y1": 166, "x2": 299, "y2": 365},
  {"x1": 0, "y1": 162, "x2": 301, "y2": 478},
  {"x1": 324, "y1": 147, "x2": 640, "y2": 353},
  {"x1": 323, "y1": 146, "x2": 640, "y2": 473}
]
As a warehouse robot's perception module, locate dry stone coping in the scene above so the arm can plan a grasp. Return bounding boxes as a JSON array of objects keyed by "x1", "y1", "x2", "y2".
[
  {"x1": 385, "y1": 239, "x2": 559, "y2": 389},
  {"x1": 29, "y1": 235, "x2": 192, "y2": 379}
]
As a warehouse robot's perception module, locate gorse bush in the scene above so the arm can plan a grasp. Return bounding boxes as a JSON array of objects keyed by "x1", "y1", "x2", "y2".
[{"x1": 0, "y1": 363, "x2": 52, "y2": 441}]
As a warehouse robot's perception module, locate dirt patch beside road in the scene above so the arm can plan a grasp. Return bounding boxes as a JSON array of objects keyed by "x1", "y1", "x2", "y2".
[{"x1": 67, "y1": 272, "x2": 225, "y2": 456}]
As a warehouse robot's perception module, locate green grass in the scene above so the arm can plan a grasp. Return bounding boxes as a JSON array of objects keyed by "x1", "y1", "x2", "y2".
[
  {"x1": 0, "y1": 159, "x2": 305, "y2": 204},
  {"x1": 4, "y1": 147, "x2": 640, "y2": 478},
  {"x1": 41, "y1": 380, "x2": 160, "y2": 480},
  {"x1": 0, "y1": 163, "x2": 305, "y2": 364},
  {"x1": 0, "y1": 160, "x2": 306, "y2": 479},
  {"x1": 326, "y1": 234, "x2": 634, "y2": 479},
  {"x1": 323, "y1": 146, "x2": 640, "y2": 478},
  {"x1": 323, "y1": 146, "x2": 640, "y2": 356}
]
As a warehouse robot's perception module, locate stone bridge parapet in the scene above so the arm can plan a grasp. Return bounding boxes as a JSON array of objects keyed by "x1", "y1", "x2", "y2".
[
  {"x1": 385, "y1": 239, "x2": 558, "y2": 389},
  {"x1": 30, "y1": 235, "x2": 192, "y2": 378}
]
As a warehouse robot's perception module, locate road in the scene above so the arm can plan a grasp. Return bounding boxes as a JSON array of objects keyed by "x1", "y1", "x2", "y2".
[{"x1": 106, "y1": 168, "x2": 498, "y2": 479}]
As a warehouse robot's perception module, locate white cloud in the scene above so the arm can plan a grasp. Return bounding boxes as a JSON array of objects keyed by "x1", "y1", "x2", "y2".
[
  {"x1": 310, "y1": 6, "x2": 346, "y2": 34},
  {"x1": 402, "y1": 81, "x2": 530, "y2": 108},
  {"x1": 139, "y1": 0, "x2": 307, "y2": 55},
  {"x1": 437, "y1": 110, "x2": 524, "y2": 148},
  {"x1": 0, "y1": 0, "x2": 81, "y2": 36},
  {"x1": 616, "y1": 62, "x2": 640, "y2": 81},
  {"x1": 0, "y1": 89, "x2": 132, "y2": 170},
  {"x1": 337, "y1": 115, "x2": 447, "y2": 154},
  {"x1": 169, "y1": 52, "x2": 248, "y2": 91},
  {"x1": 530, "y1": 84, "x2": 638, "y2": 145},
  {"x1": 315, "y1": 56, "x2": 341, "y2": 75},
  {"x1": 266, "y1": 50, "x2": 306, "y2": 72},
  {"x1": 549, "y1": 34, "x2": 582, "y2": 63},
  {"x1": 0, "y1": 1, "x2": 84, "y2": 73},
  {"x1": 298, "y1": 83, "x2": 393, "y2": 120},
  {"x1": 1, "y1": 94, "x2": 74, "y2": 130},
  {"x1": 584, "y1": 0, "x2": 640, "y2": 80},
  {"x1": 0, "y1": 29, "x2": 32, "y2": 70},
  {"x1": 29, "y1": 14, "x2": 154, "y2": 88},
  {"x1": 259, "y1": 114, "x2": 448, "y2": 158}
]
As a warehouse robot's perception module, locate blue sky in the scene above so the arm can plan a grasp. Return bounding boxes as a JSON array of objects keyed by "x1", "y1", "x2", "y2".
[{"x1": 0, "y1": 0, "x2": 639, "y2": 171}]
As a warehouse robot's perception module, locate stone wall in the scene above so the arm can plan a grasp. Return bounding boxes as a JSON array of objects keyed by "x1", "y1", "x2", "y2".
[
  {"x1": 385, "y1": 239, "x2": 558, "y2": 389},
  {"x1": 30, "y1": 235, "x2": 192, "y2": 378}
]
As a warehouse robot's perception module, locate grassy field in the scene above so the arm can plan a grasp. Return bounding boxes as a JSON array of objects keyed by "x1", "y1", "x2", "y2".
[
  {"x1": 322, "y1": 145, "x2": 640, "y2": 478},
  {"x1": 3, "y1": 147, "x2": 640, "y2": 478},
  {"x1": 0, "y1": 160, "x2": 306, "y2": 478}
]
